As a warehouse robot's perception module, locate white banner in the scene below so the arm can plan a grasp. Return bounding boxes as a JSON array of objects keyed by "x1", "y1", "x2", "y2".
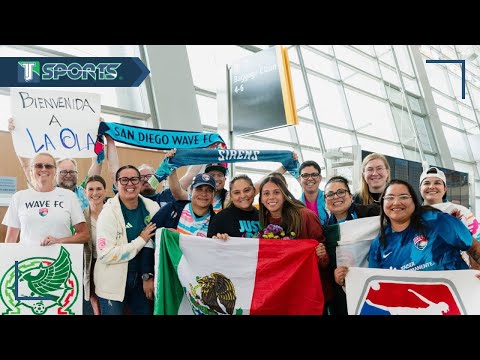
[
  {"x1": 334, "y1": 216, "x2": 380, "y2": 268},
  {"x1": 346, "y1": 267, "x2": 480, "y2": 315},
  {"x1": 0, "y1": 244, "x2": 83, "y2": 315},
  {"x1": 11, "y1": 88, "x2": 100, "y2": 158}
]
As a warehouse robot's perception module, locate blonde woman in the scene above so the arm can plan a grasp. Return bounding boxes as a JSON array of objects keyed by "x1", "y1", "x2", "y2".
[
  {"x1": 353, "y1": 152, "x2": 390, "y2": 205},
  {"x1": 3, "y1": 152, "x2": 88, "y2": 246}
]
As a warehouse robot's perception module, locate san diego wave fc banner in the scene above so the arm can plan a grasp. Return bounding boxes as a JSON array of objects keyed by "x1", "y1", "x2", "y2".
[
  {"x1": 94, "y1": 122, "x2": 225, "y2": 162},
  {"x1": 153, "y1": 148, "x2": 300, "y2": 182},
  {"x1": 346, "y1": 267, "x2": 480, "y2": 315},
  {"x1": 0, "y1": 57, "x2": 149, "y2": 87},
  {"x1": 97, "y1": 122, "x2": 225, "y2": 150}
]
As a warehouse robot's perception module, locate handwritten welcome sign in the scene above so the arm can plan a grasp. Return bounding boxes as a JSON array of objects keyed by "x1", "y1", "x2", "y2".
[{"x1": 11, "y1": 88, "x2": 100, "y2": 158}]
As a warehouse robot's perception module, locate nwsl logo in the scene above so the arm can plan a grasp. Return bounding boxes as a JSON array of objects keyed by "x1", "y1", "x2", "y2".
[
  {"x1": 413, "y1": 235, "x2": 428, "y2": 250},
  {"x1": 355, "y1": 277, "x2": 466, "y2": 315}
]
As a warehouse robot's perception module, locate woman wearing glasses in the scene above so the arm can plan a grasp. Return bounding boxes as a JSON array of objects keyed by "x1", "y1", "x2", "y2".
[
  {"x1": 3, "y1": 152, "x2": 89, "y2": 246},
  {"x1": 94, "y1": 165, "x2": 160, "y2": 315},
  {"x1": 298, "y1": 160, "x2": 328, "y2": 225},
  {"x1": 324, "y1": 176, "x2": 380, "y2": 225},
  {"x1": 335, "y1": 179, "x2": 480, "y2": 287},
  {"x1": 353, "y1": 153, "x2": 391, "y2": 205},
  {"x1": 323, "y1": 176, "x2": 379, "y2": 315}
]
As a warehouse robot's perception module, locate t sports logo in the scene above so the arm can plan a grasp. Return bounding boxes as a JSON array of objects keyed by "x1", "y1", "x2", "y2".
[
  {"x1": 2, "y1": 57, "x2": 150, "y2": 87},
  {"x1": 18, "y1": 61, "x2": 40, "y2": 83},
  {"x1": 18, "y1": 61, "x2": 120, "y2": 83},
  {"x1": 354, "y1": 276, "x2": 466, "y2": 315}
]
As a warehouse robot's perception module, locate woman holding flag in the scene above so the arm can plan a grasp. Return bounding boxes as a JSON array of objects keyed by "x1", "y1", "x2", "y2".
[
  {"x1": 258, "y1": 175, "x2": 333, "y2": 314},
  {"x1": 323, "y1": 175, "x2": 380, "y2": 315}
]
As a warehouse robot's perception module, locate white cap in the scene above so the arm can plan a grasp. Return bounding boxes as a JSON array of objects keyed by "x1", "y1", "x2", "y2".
[{"x1": 420, "y1": 167, "x2": 446, "y2": 186}]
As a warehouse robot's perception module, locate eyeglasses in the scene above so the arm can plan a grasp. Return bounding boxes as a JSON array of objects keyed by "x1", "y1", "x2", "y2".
[
  {"x1": 365, "y1": 166, "x2": 386, "y2": 174},
  {"x1": 33, "y1": 163, "x2": 56, "y2": 170},
  {"x1": 118, "y1": 176, "x2": 141, "y2": 185},
  {"x1": 325, "y1": 189, "x2": 349, "y2": 200},
  {"x1": 140, "y1": 174, "x2": 153, "y2": 181},
  {"x1": 383, "y1": 195, "x2": 412, "y2": 203},
  {"x1": 300, "y1": 172, "x2": 320, "y2": 179},
  {"x1": 59, "y1": 170, "x2": 78, "y2": 176}
]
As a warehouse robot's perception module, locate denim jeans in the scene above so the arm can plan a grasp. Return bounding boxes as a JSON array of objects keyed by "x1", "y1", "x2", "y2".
[
  {"x1": 98, "y1": 271, "x2": 153, "y2": 315},
  {"x1": 83, "y1": 299, "x2": 94, "y2": 315}
]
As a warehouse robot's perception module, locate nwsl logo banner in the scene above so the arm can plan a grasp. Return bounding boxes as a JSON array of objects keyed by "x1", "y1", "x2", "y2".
[{"x1": 346, "y1": 267, "x2": 480, "y2": 315}]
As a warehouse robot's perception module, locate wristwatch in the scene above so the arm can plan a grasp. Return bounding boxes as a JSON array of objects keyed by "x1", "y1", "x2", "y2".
[{"x1": 141, "y1": 273, "x2": 154, "y2": 281}]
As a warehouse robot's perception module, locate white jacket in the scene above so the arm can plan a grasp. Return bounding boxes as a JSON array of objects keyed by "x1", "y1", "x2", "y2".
[{"x1": 94, "y1": 194, "x2": 160, "y2": 301}]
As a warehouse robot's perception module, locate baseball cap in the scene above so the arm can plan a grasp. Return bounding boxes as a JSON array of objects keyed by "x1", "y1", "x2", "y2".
[
  {"x1": 419, "y1": 167, "x2": 447, "y2": 186},
  {"x1": 205, "y1": 163, "x2": 227, "y2": 175},
  {"x1": 191, "y1": 173, "x2": 216, "y2": 190}
]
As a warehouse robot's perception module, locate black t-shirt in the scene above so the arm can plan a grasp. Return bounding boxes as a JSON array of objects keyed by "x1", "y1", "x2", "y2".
[{"x1": 207, "y1": 205, "x2": 260, "y2": 238}]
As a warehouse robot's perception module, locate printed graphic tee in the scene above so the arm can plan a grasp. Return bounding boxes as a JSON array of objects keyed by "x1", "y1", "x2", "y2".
[
  {"x1": 369, "y1": 211, "x2": 473, "y2": 271},
  {"x1": 2, "y1": 187, "x2": 85, "y2": 245},
  {"x1": 207, "y1": 205, "x2": 260, "y2": 238}
]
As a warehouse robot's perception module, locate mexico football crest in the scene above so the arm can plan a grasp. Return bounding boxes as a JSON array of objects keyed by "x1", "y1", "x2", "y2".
[{"x1": 0, "y1": 246, "x2": 80, "y2": 315}]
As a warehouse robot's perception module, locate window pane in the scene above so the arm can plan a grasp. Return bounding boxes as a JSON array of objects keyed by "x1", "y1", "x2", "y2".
[
  {"x1": 339, "y1": 64, "x2": 384, "y2": 97},
  {"x1": 442, "y1": 126, "x2": 470, "y2": 159},
  {"x1": 424, "y1": 63, "x2": 451, "y2": 94},
  {"x1": 300, "y1": 47, "x2": 339, "y2": 79},
  {"x1": 321, "y1": 127, "x2": 356, "y2": 149},
  {"x1": 437, "y1": 108, "x2": 462, "y2": 128},
  {"x1": 334, "y1": 46, "x2": 379, "y2": 76},
  {"x1": 196, "y1": 94, "x2": 217, "y2": 127},
  {"x1": 290, "y1": 68, "x2": 310, "y2": 117},
  {"x1": 308, "y1": 75, "x2": 350, "y2": 129},
  {"x1": 380, "y1": 64, "x2": 400, "y2": 87},
  {"x1": 357, "y1": 136, "x2": 403, "y2": 158},
  {"x1": 295, "y1": 121, "x2": 320, "y2": 148},
  {"x1": 432, "y1": 91, "x2": 456, "y2": 112},
  {"x1": 309, "y1": 45, "x2": 333, "y2": 56},
  {"x1": 393, "y1": 45, "x2": 414, "y2": 76},
  {"x1": 345, "y1": 89, "x2": 398, "y2": 142}
]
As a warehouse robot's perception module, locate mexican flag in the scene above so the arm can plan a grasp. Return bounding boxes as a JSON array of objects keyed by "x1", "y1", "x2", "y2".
[
  {"x1": 324, "y1": 216, "x2": 380, "y2": 268},
  {"x1": 154, "y1": 229, "x2": 324, "y2": 315}
]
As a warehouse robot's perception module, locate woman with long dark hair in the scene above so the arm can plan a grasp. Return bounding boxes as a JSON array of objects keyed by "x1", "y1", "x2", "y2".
[
  {"x1": 258, "y1": 175, "x2": 333, "y2": 314},
  {"x1": 335, "y1": 179, "x2": 480, "y2": 287}
]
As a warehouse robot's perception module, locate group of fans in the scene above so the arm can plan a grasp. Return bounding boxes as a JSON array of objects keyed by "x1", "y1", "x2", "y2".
[{"x1": 3, "y1": 119, "x2": 480, "y2": 315}]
